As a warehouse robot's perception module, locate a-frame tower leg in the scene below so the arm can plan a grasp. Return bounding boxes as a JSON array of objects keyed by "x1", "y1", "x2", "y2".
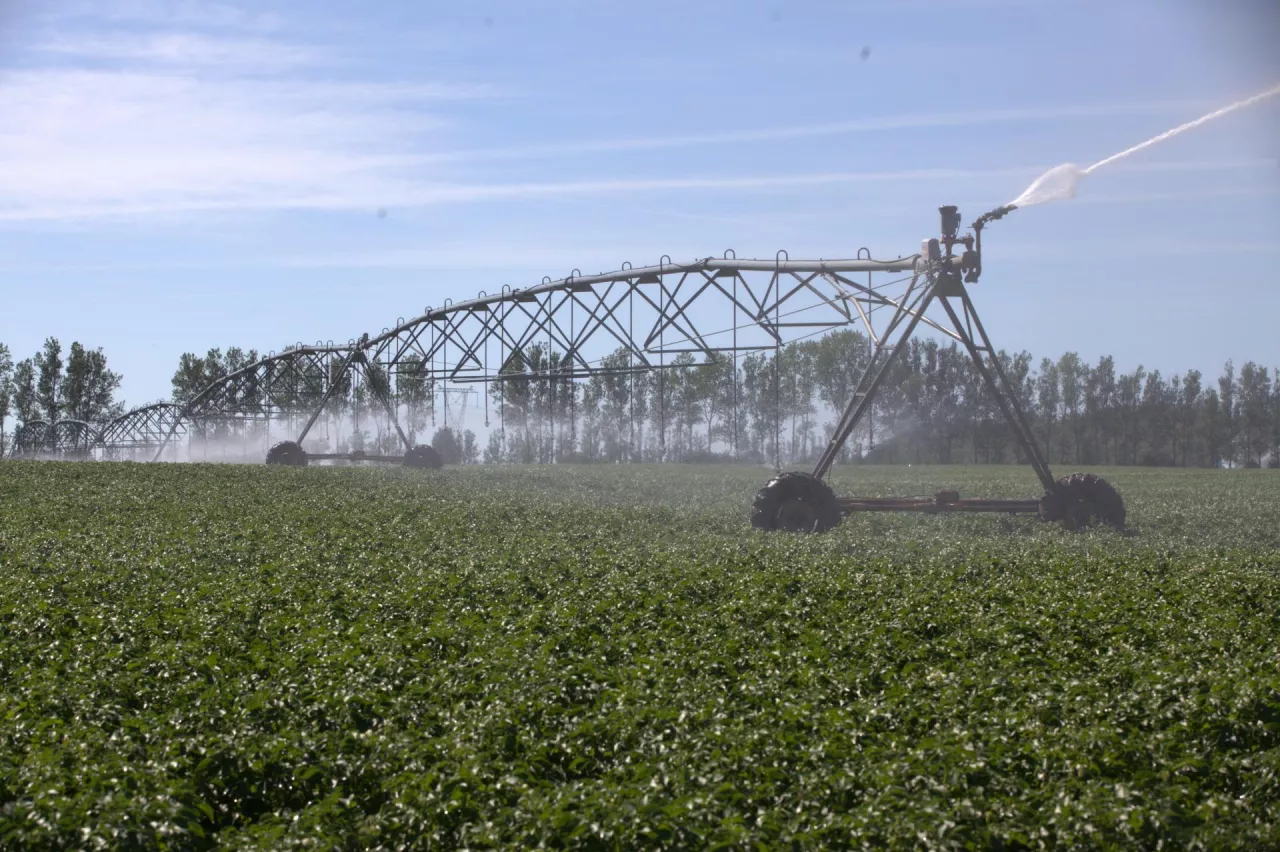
[
  {"x1": 933, "y1": 280, "x2": 1057, "y2": 493},
  {"x1": 753, "y1": 205, "x2": 1126, "y2": 534},
  {"x1": 811, "y1": 267, "x2": 1056, "y2": 496},
  {"x1": 813, "y1": 271, "x2": 939, "y2": 479}
]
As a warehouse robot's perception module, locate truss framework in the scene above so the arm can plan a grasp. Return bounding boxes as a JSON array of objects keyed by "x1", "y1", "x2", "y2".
[
  {"x1": 8, "y1": 404, "x2": 191, "y2": 460},
  {"x1": 812, "y1": 268, "x2": 1053, "y2": 492},
  {"x1": 109, "y1": 253, "x2": 927, "y2": 461},
  {"x1": 9, "y1": 251, "x2": 953, "y2": 462}
]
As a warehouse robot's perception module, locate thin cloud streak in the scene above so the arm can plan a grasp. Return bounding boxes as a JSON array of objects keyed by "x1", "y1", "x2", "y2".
[
  {"x1": 51, "y1": 0, "x2": 283, "y2": 32},
  {"x1": 38, "y1": 31, "x2": 324, "y2": 70},
  {"x1": 1, "y1": 1, "x2": 1268, "y2": 226},
  {"x1": 415, "y1": 100, "x2": 1217, "y2": 165},
  {"x1": 0, "y1": 166, "x2": 1030, "y2": 222},
  {"x1": 1, "y1": 160, "x2": 1271, "y2": 223},
  {"x1": 0, "y1": 63, "x2": 494, "y2": 223}
]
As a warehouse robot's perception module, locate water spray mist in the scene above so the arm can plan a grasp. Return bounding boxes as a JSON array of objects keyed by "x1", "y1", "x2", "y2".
[{"x1": 971, "y1": 81, "x2": 1280, "y2": 230}]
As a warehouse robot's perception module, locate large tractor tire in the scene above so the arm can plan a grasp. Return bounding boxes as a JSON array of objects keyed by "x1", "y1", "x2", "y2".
[
  {"x1": 266, "y1": 440, "x2": 308, "y2": 467},
  {"x1": 1039, "y1": 472, "x2": 1125, "y2": 530},
  {"x1": 403, "y1": 444, "x2": 444, "y2": 469},
  {"x1": 751, "y1": 471, "x2": 842, "y2": 533}
]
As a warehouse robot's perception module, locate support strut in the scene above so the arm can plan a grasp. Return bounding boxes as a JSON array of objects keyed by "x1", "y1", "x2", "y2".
[
  {"x1": 297, "y1": 349, "x2": 359, "y2": 447},
  {"x1": 812, "y1": 212, "x2": 1053, "y2": 490},
  {"x1": 360, "y1": 352, "x2": 414, "y2": 452},
  {"x1": 935, "y1": 287, "x2": 1055, "y2": 493},
  {"x1": 813, "y1": 270, "x2": 936, "y2": 480}
]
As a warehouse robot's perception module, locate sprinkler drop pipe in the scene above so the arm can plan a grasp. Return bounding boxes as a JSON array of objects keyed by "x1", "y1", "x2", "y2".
[{"x1": 962, "y1": 203, "x2": 1018, "y2": 285}]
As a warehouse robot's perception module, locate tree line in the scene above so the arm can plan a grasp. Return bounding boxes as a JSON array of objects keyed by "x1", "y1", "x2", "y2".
[
  {"x1": 0, "y1": 339, "x2": 123, "y2": 453},
  {"x1": 167, "y1": 346, "x2": 483, "y2": 464},
  {"x1": 165, "y1": 334, "x2": 1280, "y2": 469},
  {"x1": 4, "y1": 334, "x2": 1278, "y2": 468},
  {"x1": 475, "y1": 332, "x2": 1279, "y2": 469}
]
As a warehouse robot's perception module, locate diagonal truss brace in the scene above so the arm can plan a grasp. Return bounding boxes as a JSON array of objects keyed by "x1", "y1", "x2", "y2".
[
  {"x1": 813, "y1": 271, "x2": 936, "y2": 479},
  {"x1": 359, "y1": 352, "x2": 414, "y2": 451},
  {"x1": 297, "y1": 348, "x2": 360, "y2": 446},
  {"x1": 812, "y1": 266, "x2": 1055, "y2": 492}
]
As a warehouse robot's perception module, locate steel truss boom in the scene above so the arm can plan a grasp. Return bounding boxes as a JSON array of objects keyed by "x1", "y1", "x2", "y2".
[
  {"x1": 136, "y1": 252, "x2": 926, "y2": 460},
  {"x1": 6, "y1": 402, "x2": 191, "y2": 460},
  {"x1": 8, "y1": 252, "x2": 931, "y2": 462},
  {"x1": 5, "y1": 205, "x2": 1129, "y2": 535}
]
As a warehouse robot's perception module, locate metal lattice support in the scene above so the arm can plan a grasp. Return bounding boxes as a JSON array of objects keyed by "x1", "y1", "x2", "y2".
[
  {"x1": 4, "y1": 206, "x2": 1125, "y2": 534},
  {"x1": 749, "y1": 205, "x2": 1127, "y2": 535},
  {"x1": 98, "y1": 403, "x2": 190, "y2": 460},
  {"x1": 51, "y1": 420, "x2": 98, "y2": 457},
  {"x1": 9, "y1": 420, "x2": 51, "y2": 457},
  {"x1": 140, "y1": 253, "x2": 926, "y2": 460}
]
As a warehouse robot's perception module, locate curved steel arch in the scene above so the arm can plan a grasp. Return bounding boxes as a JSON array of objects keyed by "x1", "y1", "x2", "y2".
[
  {"x1": 50, "y1": 419, "x2": 98, "y2": 456},
  {"x1": 10, "y1": 420, "x2": 51, "y2": 457},
  {"x1": 10, "y1": 405, "x2": 192, "y2": 460},
  {"x1": 99, "y1": 403, "x2": 189, "y2": 456},
  {"x1": 151, "y1": 252, "x2": 931, "y2": 460}
]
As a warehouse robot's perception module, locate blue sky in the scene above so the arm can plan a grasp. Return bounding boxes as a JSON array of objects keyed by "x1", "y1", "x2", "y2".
[{"x1": 1, "y1": 0, "x2": 1278, "y2": 413}]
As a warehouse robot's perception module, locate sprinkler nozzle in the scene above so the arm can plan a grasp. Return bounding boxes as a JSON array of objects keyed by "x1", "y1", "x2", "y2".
[{"x1": 970, "y1": 204, "x2": 1017, "y2": 231}]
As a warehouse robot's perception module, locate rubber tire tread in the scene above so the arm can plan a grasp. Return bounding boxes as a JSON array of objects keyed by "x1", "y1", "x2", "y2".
[
  {"x1": 403, "y1": 444, "x2": 444, "y2": 469},
  {"x1": 750, "y1": 471, "x2": 841, "y2": 533},
  {"x1": 266, "y1": 440, "x2": 308, "y2": 467},
  {"x1": 1052, "y1": 472, "x2": 1126, "y2": 529}
]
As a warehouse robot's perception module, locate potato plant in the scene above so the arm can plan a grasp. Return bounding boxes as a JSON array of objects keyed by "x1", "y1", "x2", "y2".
[{"x1": 1, "y1": 461, "x2": 1278, "y2": 849}]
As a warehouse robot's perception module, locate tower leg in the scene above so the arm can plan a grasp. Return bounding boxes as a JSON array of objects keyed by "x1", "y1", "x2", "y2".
[
  {"x1": 361, "y1": 355, "x2": 413, "y2": 452},
  {"x1": 813, "y1": 271, "x2": 938, "y2": 480},
  {"x1": 935, "y1": 286, "x2": 1056, "y2": 493}
]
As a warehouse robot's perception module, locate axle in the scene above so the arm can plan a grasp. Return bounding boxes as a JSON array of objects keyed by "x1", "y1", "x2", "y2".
[
  {"x1": 838, "y1": 492, "x2": 1041, "y2": 515},
  {"x1": 305, "y1": 452, "x2": 408, "y2": 462}
]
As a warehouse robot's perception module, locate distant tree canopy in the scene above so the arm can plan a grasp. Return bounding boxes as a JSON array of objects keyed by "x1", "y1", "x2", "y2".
[
  {"x1": 8, "y1": 331, "x2": 1275, "y2": 469},
  {"x1": 0, "y1": 337, "x2": 123, "y2": 452},
  {"x1": 430, "y1": 426, "x2": 463, "y2": 466},
  {"x1": 0, "y1": 343, "x2": 12, "y2": 453},
  {"x1": 161, "y1": 333, "x2": 1280, "y2": 469},
  {"x1": 171, "y1": 347, "x2": 259, "y2": 405},
  {"x1": 63, "y1": 342, "x2": 124, "y2": 423},
  {"x1": 478, "y1": 334, "x2": 1280, "y2": 470}
]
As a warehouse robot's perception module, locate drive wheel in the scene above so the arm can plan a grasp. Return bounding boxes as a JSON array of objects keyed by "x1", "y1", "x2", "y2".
[
  {"x1": 266, "y1": 440, "x2": 308, "y2": 467},
  {"x1": 751, "y1": 472, "x2": 841, "y2": 533},
  {"x1": 1039, "y1": 472, "x2": 1125, "y2": 530},
  {"x1": 403, "y1": 444, "x2": 443, "y2": 469}
]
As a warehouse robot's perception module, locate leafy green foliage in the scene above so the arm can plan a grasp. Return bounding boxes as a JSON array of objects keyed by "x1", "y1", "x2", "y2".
[{"x1": 1, "y1": 462, "x2": 1278, "y2": 848}]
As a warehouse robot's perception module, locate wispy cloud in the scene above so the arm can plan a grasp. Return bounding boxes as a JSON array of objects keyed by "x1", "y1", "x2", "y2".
[
  {"x1": 0, "y1": 242, "x2": 651, "y2": 274},
  {"x1": 0, "y1": 68, "x2": 487, "y2": 216},
  {"x1": 412, "y1": 101, "x2": 1216, "y2": 166},
  {"x1": 0, "y1": 0, "x2": 1270, "y2": 226},
  {"x1": 52, "y1": 0, "x2": 282, "y2": 32},
  {"x1": 3, "y1": 152, "x2": 1272, "y2": 223},
  {"x1": 37, "y1": 30, "x2": 321, "y2": 71},
  {"x1": 0, "y1": 0, "x2": 500, "y2": 226}
]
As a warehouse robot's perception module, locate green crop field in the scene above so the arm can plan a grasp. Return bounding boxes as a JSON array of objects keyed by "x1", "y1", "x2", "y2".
[{"x1": 1, "y1": 461, "x2": 1278, "y2": 849}]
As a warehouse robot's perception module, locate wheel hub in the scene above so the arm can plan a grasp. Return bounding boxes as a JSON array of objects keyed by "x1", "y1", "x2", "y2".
[{"x1": 776, "y1": 497, "x2": 818, "y2": 532}]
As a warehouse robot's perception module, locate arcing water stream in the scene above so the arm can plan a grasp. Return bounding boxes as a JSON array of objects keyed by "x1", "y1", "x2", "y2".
[{"x1": 974, "y1": 82, "x2": 1280, "y2": 225}]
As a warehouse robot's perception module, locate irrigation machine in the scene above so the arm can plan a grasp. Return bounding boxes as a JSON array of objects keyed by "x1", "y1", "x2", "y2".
[
  {"x1": 748, "y1": 205, "x2": 1126, "y2": 535},
  {"x1": 6, "y1": 203, "x2": 1127, "y2": 534}
]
